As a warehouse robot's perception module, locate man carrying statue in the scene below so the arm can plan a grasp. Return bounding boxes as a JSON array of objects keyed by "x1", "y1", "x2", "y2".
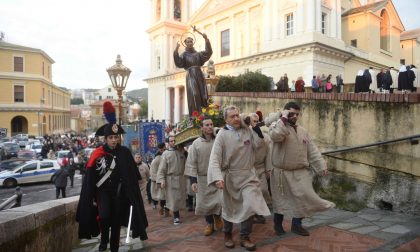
[{"x1": 174, "y1": 27, "x2": 213, "y2": 115}]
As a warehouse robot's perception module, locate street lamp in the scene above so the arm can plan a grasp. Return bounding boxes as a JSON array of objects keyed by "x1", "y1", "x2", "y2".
[{"x1": 106, "y1": 55, "x2": 131, "y2": 125}]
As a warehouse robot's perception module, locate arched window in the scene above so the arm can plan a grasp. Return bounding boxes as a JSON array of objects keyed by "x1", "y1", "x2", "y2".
[{"x1": 380, "y1": 9, "x2": 390, "y2": 51}]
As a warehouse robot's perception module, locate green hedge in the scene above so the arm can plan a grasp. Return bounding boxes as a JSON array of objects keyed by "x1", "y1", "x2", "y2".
[{"x1": 215, "y1": 71, "x2": 272, "y2": 92}]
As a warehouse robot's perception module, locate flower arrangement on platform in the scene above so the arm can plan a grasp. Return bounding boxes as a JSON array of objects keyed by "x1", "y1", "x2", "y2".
[{"x1": 178, "y1": 98, "x2": 224, "y2": 131}]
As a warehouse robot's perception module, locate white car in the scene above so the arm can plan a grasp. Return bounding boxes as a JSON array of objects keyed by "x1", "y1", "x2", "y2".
[{"x1": 0, "y1": 159, "x2": 60, "y2": 188}]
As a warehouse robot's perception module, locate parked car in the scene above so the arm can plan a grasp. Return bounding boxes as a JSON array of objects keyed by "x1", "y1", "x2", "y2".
[
  {"x1": 29, "y1": 143, "x2": 43, "y2": 156},
  {"x1": 17, "y1": 150, "x2": 37, "y2": 160},
  {"x1": 0, "y1": 159, "x2": 60, "y2": 187},
  {"x1": 1, "y1": 142, "x2": 20, "y2": 160},
  {"x1": 56, "y1": 150, "x2": 70, "y2": 166},
  {"x1": 0, "y1": 159, "x2": 30, "y2": 172},
  {"x1": 14, "y1": 134, "x2": 29, "y2": 139}
]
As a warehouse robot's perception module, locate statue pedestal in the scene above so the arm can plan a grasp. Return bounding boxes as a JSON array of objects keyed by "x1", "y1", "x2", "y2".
[
  {"x1": 174, "y1": 126, "x2": 201, "y2": 146},
  {"x1": 206, "y1": 77, "x2": 219, "y2": 96}
]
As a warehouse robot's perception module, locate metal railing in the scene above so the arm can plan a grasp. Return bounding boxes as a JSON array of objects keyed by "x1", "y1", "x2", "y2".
[
  {"x1": 321, "y1": 134, "x2": 420, "y2": 155},
  {"x1": 0, "y1": 187, "x2": 22, "y2": 210}
]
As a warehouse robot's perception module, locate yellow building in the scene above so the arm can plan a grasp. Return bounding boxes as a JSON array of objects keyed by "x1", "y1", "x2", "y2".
[
  {"x1": 0, "y1": 39, "x2": 71, "y2": 137},
  {"x1": 400, "y1": 28, "x2": 420, "y2": 66},
  {"x1": 146, "y1": 0, "x2": 419, "y2": 123}
]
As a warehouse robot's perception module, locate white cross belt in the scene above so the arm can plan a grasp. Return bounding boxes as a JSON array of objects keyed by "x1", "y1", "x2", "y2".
[{"x1": 96, "y1": 158, "x2": 116, "y2": 187}]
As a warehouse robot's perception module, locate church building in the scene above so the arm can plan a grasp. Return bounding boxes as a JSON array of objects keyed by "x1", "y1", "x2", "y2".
[{"x1": 145, "y1": 0, "x2": 411, "y2": 123}]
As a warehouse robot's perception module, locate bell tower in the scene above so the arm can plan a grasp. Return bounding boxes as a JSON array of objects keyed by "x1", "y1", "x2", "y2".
[{"x1": 148, "y1": 0, "x2": 193, "y2": 77}]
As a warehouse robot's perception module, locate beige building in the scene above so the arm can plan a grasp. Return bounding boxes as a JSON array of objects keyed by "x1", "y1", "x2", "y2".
[
  {"x1": 145, "y1": 0, "x2": 418, "y2": 123},
  {"x1": 400, "y1": 28, "x2": 420, "y2": 66},
  {"x1": 0, "y1": 39, "x2": 71, "y2": 137}
]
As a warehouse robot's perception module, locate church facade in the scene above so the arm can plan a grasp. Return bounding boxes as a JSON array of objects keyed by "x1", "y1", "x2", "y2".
[{"x1": 145, "y1": 0, "x2": 408, "y2": 123}]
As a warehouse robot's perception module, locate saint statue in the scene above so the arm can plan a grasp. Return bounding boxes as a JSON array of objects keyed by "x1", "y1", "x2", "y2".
[{"x1": 174, "y1": 31, "x2": 213, "y2": 115}]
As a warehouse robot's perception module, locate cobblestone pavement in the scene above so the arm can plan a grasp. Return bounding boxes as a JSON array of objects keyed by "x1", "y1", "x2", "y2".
[{"x1": 73, "y1": 203, "x2": 420, "y2": 252}]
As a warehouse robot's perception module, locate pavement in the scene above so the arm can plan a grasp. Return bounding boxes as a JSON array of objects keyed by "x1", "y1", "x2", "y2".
[{"x1": 72, "y1": 203, "x2": 420, "y2": 252}]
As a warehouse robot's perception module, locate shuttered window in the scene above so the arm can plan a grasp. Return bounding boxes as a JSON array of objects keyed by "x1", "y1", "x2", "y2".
[
  {"x1": 14, "y1": 85, "x2": 24, "y2": 102},
  {"x1": 14, "y1": 56, "x2": 23, "y2": 72}
]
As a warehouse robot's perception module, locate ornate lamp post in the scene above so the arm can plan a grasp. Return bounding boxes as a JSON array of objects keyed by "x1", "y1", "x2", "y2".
[{"x1": 106, "y1": 55, "x2": 131, "y2": 125}]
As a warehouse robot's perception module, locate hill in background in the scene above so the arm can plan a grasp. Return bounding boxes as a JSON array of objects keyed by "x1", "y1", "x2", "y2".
[{"x1": 126, "y1": 88, "x2": 148, "y2": 101}]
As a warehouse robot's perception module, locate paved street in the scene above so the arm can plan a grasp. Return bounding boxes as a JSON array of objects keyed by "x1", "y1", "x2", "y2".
[
  {"x1": 73, "y1": 203, "x2": 420, "y2": 252},
  {"x1": 0, "y1": 174, "x2": 82, "y2": 207}
]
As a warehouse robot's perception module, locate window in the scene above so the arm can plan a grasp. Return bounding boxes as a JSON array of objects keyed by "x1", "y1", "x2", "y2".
[
  {"x1": 48, "y1": 66, "x2": 50, "y2": 78},
  {"x1": 99, "y1": 95, "x2": 102, "y2": 100},
  {"x1": 42, "y1": 88, "x2": 45, "y2": 104},
  {"x1": 14, "y1": 56, "x2": 23, "y2": 72},
  {"x1": 351, "y1": 39, "x2": 357, "y2": 47},
  {"x1": 22, "y1": 163, "x2": 37, "y2": 172},
  {"x1": 14, "y1": 85, "x2": 24, "y2": 102},
  {"x1": 40, "y1": 162, "x2": 54, "y2": 169},
  {"x1": 157, "y1": 56, "x2": 161, "y2": 70},
  {"x1": 42, "y1": 62, "x2": 45, "y2": 75},
  {"x1": 380, "y1": 10, "x2": 390, "y2": 51},
  {"x1": 321, "y1": 13, "x2": 327, "y2": 34},
  {"x1": 286, "y1": 13, "x2": 294, "y2": 36},
  {"x1": 400, "y1": 59, "x2": 406, "y2": 65},
  {"x1": 221, "y1": 29, "x2": 230, "y2": 57}
]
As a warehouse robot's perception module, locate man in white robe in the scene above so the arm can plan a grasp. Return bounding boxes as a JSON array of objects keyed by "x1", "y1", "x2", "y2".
[
  {"x1": 185, "y1": 118, "x2": 223, "y2": 236},
  {"x1": 267, "y1": 102, "x2": 335, "y2": 237},
  {"x1": 157, "y1": 135, "x2": 186, "y2": 225},
  {"x1": 208, "y1": 106, "x2": 270, "y2": 251},
  {"x1": 150, "y1": 143, "x2": 170, "y2": 216}
]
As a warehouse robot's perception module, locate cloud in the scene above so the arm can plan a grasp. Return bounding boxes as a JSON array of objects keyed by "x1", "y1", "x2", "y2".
[{"x1": 0, "y1": 0, "x2": 151, "y2": 91}]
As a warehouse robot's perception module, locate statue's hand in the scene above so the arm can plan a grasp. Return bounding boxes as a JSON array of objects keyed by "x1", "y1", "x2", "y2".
[
  {"x1": 175, "y1": 41, "x2": 180, "y2": 50},
  {"x1": 202, "y1": 33, "x2": 208, "y2": 39}
]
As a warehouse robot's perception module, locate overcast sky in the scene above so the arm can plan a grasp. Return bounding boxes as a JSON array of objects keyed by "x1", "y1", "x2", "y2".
[{"x1": 0, "y1": 0, "x2": 418, "y2": 91}]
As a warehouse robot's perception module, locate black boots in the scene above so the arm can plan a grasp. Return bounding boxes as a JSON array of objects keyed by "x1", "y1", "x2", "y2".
[
  {"x1": 291, "y1": 217, "x2": 310, "y2": 236},
  {"x1": 273, "y1": 213, "x2": 285, "y2": 236}
]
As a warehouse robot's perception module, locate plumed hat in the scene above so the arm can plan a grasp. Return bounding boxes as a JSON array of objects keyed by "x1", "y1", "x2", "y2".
[{"x1": 95, "y1": 101, "x2": 125, "y2": 137}]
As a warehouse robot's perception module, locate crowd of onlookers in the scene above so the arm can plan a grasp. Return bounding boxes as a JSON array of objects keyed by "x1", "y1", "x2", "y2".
[
  {"x1": 275, "y1": 73, "x2": 344, "y2": 93},
  {"x1": 274, "y1": 64, "x2": 418, "y2": 94}
]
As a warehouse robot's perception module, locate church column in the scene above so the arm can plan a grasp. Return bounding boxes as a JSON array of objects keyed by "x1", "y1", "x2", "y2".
[
  {"x1": 263, "y1": 0, "x2": 272, "y2": 42},
  {"x1": 212, "y1": 22, "x2": 217, "y2": 60},
  {"x1": 231, "y1": 15, "x2": 235, "y2": 59},
  {"x1": 336, "y1": 0, "x2": 342, "y2": 39},
  {"x1": 165, "y1": 87, "x2": 171, "y2": 121},
  {"x1": 296, "y1": 0, "x2": 304, "y2": 34},
  {"x1": 174, "y1": 86, "x2": 181, "y2": 123},
  {"x1": 315, "y1": 0, "x2": 322, "y2": 32},
  {"x1": 150, "y1": 38, "x2": 154, "y2": 74},
  {"x1": 169, "y1": 0, "x2": 174, "y2": 20},
  {"x1": 330, "y1": 0, "x2": 337, "y2": 38},
  {"x1": 162, "y1": 0, "x2": 168, "y2": 20},
  {"x1": 245, "y1": 8, "x2": 251, "y2": 55},
  {"x1": 272, "y1": 0, "x2": 279, "y2": 39},
  {"x1": 183, "y1": 86, "x2": 188, "y2": 116},
  {"x1": 169, "y1": 33, "x2": 174, "y2": 71},
  {"x1": 163, "y1": 33, "x2": 169, "y2": 72},
  {"x1": 151, "y1": 0, "x2": 156, "y2": 23},
  {"x1": 307, "y1": 0, "x2": 316, "y2": 32}
]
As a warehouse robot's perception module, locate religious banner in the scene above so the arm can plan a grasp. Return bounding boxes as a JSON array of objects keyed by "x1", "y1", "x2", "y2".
[
  {"x1": 139, "y1": 121, "x2": 166, "y2": 162},
  {"x1": 122, "y1": 125, "x2": 140, "y2": 155}
]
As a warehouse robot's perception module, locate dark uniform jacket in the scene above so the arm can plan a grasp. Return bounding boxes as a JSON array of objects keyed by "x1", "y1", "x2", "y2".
[{"x1": 76, "y1": 144, "x2": 148, "y2": 240}]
